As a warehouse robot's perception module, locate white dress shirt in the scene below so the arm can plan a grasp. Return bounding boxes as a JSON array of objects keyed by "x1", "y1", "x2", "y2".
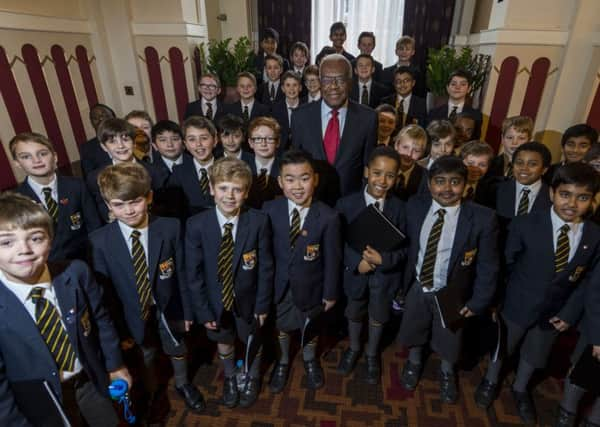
[
  {"x1": 27, "y1": 174, "x2": 58, "y2": 208},
  {"x1": 396, "y1": 94, "x2": 412, "y2": 113},
  {"x1": 514, "y1": 179, "x2": 543, "y2": 215},
  {"x1": 216, "y1": 207, "x2": 240, "y2": 241},
  {"x1": 287, "y1": 199, "x2": 310, "y2": 229},
  {"x1": 550, "y1": 208, "x2": 583, "y2": 262},
  {"x1": 321, "y1": 101, "x2": 347, "y2": 138},
  {"x1": 193, "y1": 157, "x2": 214, "y2": 180},
  {"x1": 161, "y1": 155, "x2": 183, "y2": 172},
  {"x1": 447, "y1": 101, "x2": 465, "y2": 117},
  {"x1": 255, "y1": 157, "x2": 275, "y2": 176},
  {"x1": 364, "y1": 185, "x2": 385, "y2": 211}
]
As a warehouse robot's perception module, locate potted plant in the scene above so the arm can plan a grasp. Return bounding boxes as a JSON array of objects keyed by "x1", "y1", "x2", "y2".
[
  {"x1": 426, "y1": 46, "x2": 491, "y2": 109},
  {"x1": 198, "y1": 37, "x2": 255, "y2": 102}
]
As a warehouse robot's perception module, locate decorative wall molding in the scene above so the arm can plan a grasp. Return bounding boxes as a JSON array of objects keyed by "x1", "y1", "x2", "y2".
[
  {"x1": 455, "y1": 29, "x2": 569, "y2": 47},
  {"x1": 0, "y1": 11, "x2": 91, "y2": 34},
  {"x1": 130, "y1": 22, "x2": 208, "y2": 38}
]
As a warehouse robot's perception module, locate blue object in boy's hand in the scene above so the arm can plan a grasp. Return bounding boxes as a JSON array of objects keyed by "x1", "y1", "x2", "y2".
[{"x1": 108, "y1": 379, "x2": 136, "y2": 424}]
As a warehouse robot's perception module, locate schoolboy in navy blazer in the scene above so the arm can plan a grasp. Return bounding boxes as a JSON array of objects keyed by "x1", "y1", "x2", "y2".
[{"x1": 168, "y1": 153, "x2": 217, "y2": 216}]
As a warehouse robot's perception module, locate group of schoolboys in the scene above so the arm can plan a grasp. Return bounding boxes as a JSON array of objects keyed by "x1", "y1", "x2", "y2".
[{"x1": 1, "y1": 22, "x2": 600, "y2": 427}]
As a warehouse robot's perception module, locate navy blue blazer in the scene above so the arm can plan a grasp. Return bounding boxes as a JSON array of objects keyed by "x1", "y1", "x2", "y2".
[
  {"x1": 184, "y1": 98, "x2": 226, "y2": 122},
  {"x1": 379, "y1": 93, "x2": 427, "y2": 127},
  {"x1": 393, "y1": 163, "x2": 427, "y2": 201},
  {"x1": 86, "y1": 161, "x2": 169, "y2": 223},
  {"x1": 349, "y1": 80, "x2": 388, "y2": 109},
  {"x1": 167, "y1": 154, "x2": 216, "y2": 217},
  {"x1": 403, "y1": 195, "x2": 499, "y2": 314},
  {"x1": 486, "y1": 154, "x2": 509, "y2": 179},
  {"x1": 291, "y1": 100, "x2": 377, "y2": 205},
  {"x1": 0, "y1": 261, "x2": 122, "y2": 424},
  {"x1": 185, "y1": 207, "x2": 274, "y2": 324},
  {"x1": 495, "y1": 179, "x2": 552, "y2": 219},
  {"x1": 246, "y1": 156, "x2": 282, "y2": 209},
  {"x1": 78, "y1": 137, "x2": 111, "y2": 179},
  {"x1": 502, "y1": 209, "x2": 600, "y2": 329},
  {"x1": 583, "y1": 262, "x2": 600, "y2": 345},
  {"x1": 263, "y1": 198, "x2": 342, "y2": 309},
  {"x1": 224, "y1": 100, "x2": 271, "y2": 122},
  {"x1": 257, "y1": 81, "x2": 285, "y2": 106},
  {"x1": 89, "y1": 216, "x2": 191, "y2": 344},
  {"x1": 15, "y1": 175, "x2": 101, "y2": 262},
  {"x1": 270, "y1": 99, "x2": 305, "y2": 153},
  {"x1": 336, "y1": 192, "x2": 406, "y2": 299}
]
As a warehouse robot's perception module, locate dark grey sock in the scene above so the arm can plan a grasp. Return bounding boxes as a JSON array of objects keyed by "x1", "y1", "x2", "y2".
[
  {"x1": 348, "y1": 320, "x2": 363, "y2": 352},
  {"x1": 303, "y1": 338, "x2": 317, "y2": 361},
  {"x1": 440, "y1": 359, "x2": 454, "y2": 375},
  {"x1": 170, "y1": 356, "x2": 189, "y2": 388},
  {"x1": 140, "y1": 345, "x2": 158, "y2": 393},
  {"x1": 485, "y1": 358, "x2": 503, "y2": 383},
  {"x1": 559, "y1": 377, "x2": 585, "y2": 413},
  {"x1": 219, "y1": 350, "x2": 236, "y2": 377},
  {"x1": 278, "y1": 331, "x2": 290, "y2": 364},
  {"x1": 249, "y1": 349, "x2": 262, "y2": 379},
  {"x1": 408, "y1": 346, "x2": 423, "y2": 366},
  {"x1": 587, "y1": 396, "x2": 600, "y2": 424},
  {"x1": 365, "y1": 319, "x2": 383, "y2": 357},
  {"x1": 512, "y1": 359, "x2": 535, "y2": 393}
]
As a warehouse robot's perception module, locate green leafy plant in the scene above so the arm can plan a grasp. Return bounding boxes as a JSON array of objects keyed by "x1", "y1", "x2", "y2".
[
  {"x1": 198, "y1": 37, "x2": 255, "y2": 87},
  {"x1": 426, "y1": 46, "x2": 490, "y2": 98}
]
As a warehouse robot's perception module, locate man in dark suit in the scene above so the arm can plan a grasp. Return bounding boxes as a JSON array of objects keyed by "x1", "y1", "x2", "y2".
[
  {"x1": 79, "y1": 103, "x2": 115, "y2": 178},
  {"x1": 353, "y1": 31, "x2": 383, "y2": 82},
  {"x1": 349, "y1": 54, "x2": 388, "y2": 108},
  {"x1": 428, "y1": 70, "x2": 483, "y2": 140},
  {"x1": 380, "y1": 66, "x2": 427, "y2": 127},
  {"x1": 291, "y1": 54, "x2": 377, "y2": 205},
  {"x1": 184, "y1": 74, "x2": 226, "y2": 122},
  {"x1": 224, "y1": 72, "x2": 271, "y2": 124}
]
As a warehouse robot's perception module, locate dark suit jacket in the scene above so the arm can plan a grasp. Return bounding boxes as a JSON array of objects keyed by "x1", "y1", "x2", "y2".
[
  {"x1": 379, "y1": 93, "x2": 427, "y2": 126},
  {"x1": 246, "y1": 156, "x2": 282, "y2": 209},
  {"x1": 0, "y1": 260, "x2": 122, "y2": 424},
  {"x1": 381, "y1": 63, "x2": 426, "y2": 98},
  {"x1": 583, "y1": 262, "x2": 600, "y2": 345},
  {"x1": 291, "y1": 100, "x2": 377, "y2": 205},
  {"x1": 427, "y1": 104, "x2": 483, "y2": 140},
  {"x1": 495, "y1": 179, "x2": 552, "y2": 220},
  {"x1": 502, "y1": 210, "x2": 600, "y2": 329},
  {"x1": 487, "y1": 154, "x2": 510, "y2": 179},
  {"x1": 543, "y1": 162, "x2": 564, "y2": 185},
  {"x1": 79, "y1": 137, "x2": 110, "y2": 179},
  {"x1": 185, "y1": 207, "x2": 274, "y2": 324},
  {"x1": 349, "y1": 80, "x2": 388, "y2": 108},
  {"x1": 224, "y1": 100, "x2": 271, "y2": 123},
  {"x1": 87, "y1": 161, "x2": 169, "y2": 223},
  {"x1": 336, "y1": 192, "x2": 406, "y2": 299},
  {"x1": 15, "y1": 175, "x2": 101, "y2": 262},
  {"x1": 403, "y1": 195, "x2": 499, "y2": 314},
  {"x1": 256, "y1": 81, "x2": 285, "y2": 106},
  {"x1": 393, "y1": 164, "x2": 427, "y2": 201},
  {"x1": 167, "y1": 154, "x2": 215, "y2": 217},
  {"x1": 89, "y1": 216, "x2": 191, "y2": 344},
  {"x1": 184, "y1": 98, "x2": 225, "y2": 122},
  {"x1": 270, "y1": 100, "x2": 296, "y2": 152},
  {"x1": 263, "y1": 198, "x2": 342, "y2": 309}
]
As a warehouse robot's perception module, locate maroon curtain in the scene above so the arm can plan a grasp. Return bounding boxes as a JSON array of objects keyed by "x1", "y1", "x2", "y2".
[
  {"x1": 257, "y1": 0, "x2": 312, "y2": 61},
  {"x1": 403, "y1": 0, "x2": 456, "y2": 80}
]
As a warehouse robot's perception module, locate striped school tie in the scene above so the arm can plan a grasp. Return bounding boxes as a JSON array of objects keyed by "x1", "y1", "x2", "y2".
[
  {"x1": 205, "y1": 102, "x2": 213, "y2": 121},
  {"x1": 255, "y1": 168, "x2": 268, "y2": 190},
  {"x1": 554, "y1": 224, "x2": 570, "y2": 273},
  {"x1": 290, "y1": 208, "x2": 301, "y2": 247},
  {"x1": 361, "y1": 84, "x2": 369, "y2": 105},
  {"x1": 131, "y1": 230, "x2": 152, "y2": 320},
  {"x1": 42, "y1": 187, "x2": 59, "y2": 222},
  {"x1": 419, "y1": 209, "x2": 446, "y2": 288},
  {"x1": 243, "y1": 105, "x2": 249, "y2": 122},
  {"x1": 516, "y1": 188, "x2": 530, "y2": 216},
  {"x1": 505, "y1": 162, "x2": 513, "y2": 178},
  {"x1": 218, "y1": 223, "x2": 235, "y2": 311},
  {"x1": 199, "y1": 169, "x2": 209, "y2": 194},
  {"x1": 30, "y1": 287, "x2": 76, "y2": 372}
]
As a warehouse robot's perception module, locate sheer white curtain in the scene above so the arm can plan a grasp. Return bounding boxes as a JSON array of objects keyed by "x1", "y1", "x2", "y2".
[{"x1": 310, "y1": 0, "x2": 404, "y2": 67}]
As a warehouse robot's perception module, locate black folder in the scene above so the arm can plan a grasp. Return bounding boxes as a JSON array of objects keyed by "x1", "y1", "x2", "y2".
[
  {"x1": 301, "y1": 304, "x2": 325, "y2": 349},
  {"x1": 346, "y1": 204, "x2": 406, "y2": 252},
  {"x1": 10, "y1": 379, "x2": 71, "y2": 426},
  {"x1": 433, "y1": 282, "x2": 470, "y2": 332},
  {"x1": 244, "y1": 317, "x2": 263, "y2": 374},
  {"x1": 570, "y1": 345, "x2": 600, "y2": 395}
]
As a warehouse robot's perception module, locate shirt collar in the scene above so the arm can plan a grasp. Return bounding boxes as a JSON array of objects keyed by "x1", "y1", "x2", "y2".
[
  {"x1": 215, "y1": 206, "x2": 240, "y2": 229},
  {"x1": 287, "y1": 198, "x2": 310, "y2": 215},
  {"x1": 255, "y1": 156, "x2": 275, "y2": 173},
  {"x1": 431, "y1": 199, "x2": 461, "y2": 217},
  {"x1": 550, "y1": 207, "x2": 581, "y2": 235},
  {"x1": 27, "y1": 174, "x2": 57, "y2": 194},
  {"x1": 321, "y1": 99, "x2": 348, "y2": 117},
  {"x1": 193, "y1": 156, "x2": 214, "y2": 174},
  {"x1": 363, "y1": 185, "x2": 385, "y2": 210},
  {"x1": 0, "y1": 267, "x2": 52, "y2": 304},
  {"x1": 117, "y1": 220, "x2": 148, "y2": 241},
  {"x1": 241, "y1": 99, "x2": 254, "y2": 109},
  {"x1": 516, "y1": 179, "x2": 542, "y2": 195}
]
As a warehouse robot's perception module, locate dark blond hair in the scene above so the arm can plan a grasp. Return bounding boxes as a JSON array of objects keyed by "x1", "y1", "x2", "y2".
[
  {"x1": 460, "y1": 140, "x2": 494, "y2": 161},
  {"x1": 501, "y1": 116, "x2": 533, "y2": 138},
  {"x1": 97, "y1": 162, "x2": 151, "y2": 201},
  {"x1": 0, "y1": 192, "x2": 54, "y2": 239},
  {"x1": 124, "y1": 110, "x2": 154, "y2": 126},
  {"x1": 395, "y1": 124, "x2": 427, "y2": 148},
  {"x1": 396, "y1": 36, "x2": 415, "y2": 50},
  {"x1": 98, "y1": 118, "x2": 136, "y2": 144},
  {"x1": 248, "y1": 116, "x2": 281, "y2": 141},
  {"x1": 182, "y1": 115, "x2": 217, "y2": 138},
  {"x1": 209, "y1": 157, "x2": 252, "y2": 189},
  {"x1": 9, "y1": 132, "x2": 55, "y2": 159}
]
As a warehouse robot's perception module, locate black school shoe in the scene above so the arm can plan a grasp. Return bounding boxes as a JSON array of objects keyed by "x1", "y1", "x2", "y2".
[
  {"x1": 337, "y1": 348, "x2": 360, "y2": 376},
  {"x1": 239, "y1": 377, "x2": 261, "y2": 408},
  {"x1": 582, "y1": 419, "x2": 600, "y2": 427},
  {"x1": 222, "y1": 376, "x2": 239, "y2": 408},
  {"x1": 400, "y1": 360, "x2": 423, "y2": 391},
  {"x1": 269, "y1": 362, "x2": 289, "y2": 394},
  {"x1": 439, "y1": 370, "x2": 458, "y2": 404},
  {"x1": 554, "y1": 405, "x2": 576, "y2": 427},
  {"x1": 304, "y1": 359, "x2": 324, "y2": 389},
  {"x1": 474, "y1": 378, "x2": 498, "y2": 409},
  {"x1": 511, "y1": 389, "x2": 537, "y2": 425},
  {"x1": 175, "y1": 383, "x2": 206, "y2": 412},
  {"x1": 365, "y1": 355, "x2": 381, "y2": 385}
]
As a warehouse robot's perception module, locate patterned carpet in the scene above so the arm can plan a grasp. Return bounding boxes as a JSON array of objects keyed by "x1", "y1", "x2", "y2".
[{"x1": 123, "y1": 315, "x2": 581, "y2": 427}]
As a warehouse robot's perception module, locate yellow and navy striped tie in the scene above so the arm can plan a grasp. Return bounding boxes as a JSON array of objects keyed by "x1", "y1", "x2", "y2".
[
  {"x1": 42, "y1": 187, "x2": 59, "y2": 222},
  {"x1": 517, "y1": 188, "x2": 530, "y2": 216},
  {"x1": 419, "y1": 209, "x2": 446, "y2": 288},
  {"x1": 290, "y1": 208, "x2": 301, "y2": 247},
  {"x1": 554, "y1": 224, "x2": 570, "y2": 273},
  {"x1": 131, "y1": 230, "x2": 152, "y2": 320},
  {"x1": 199, "y1": 169, "x2": 209, "y2": 195},
  {"x1": 218, "y1": 223, "x2": 235, "y2": 311},
  {"x1": 30, "y1": 287, "x2": 76, "y2": 372}
]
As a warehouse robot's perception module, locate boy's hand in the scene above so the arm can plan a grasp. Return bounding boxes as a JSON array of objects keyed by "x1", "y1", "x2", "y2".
[
  {"x1": 204, "y1": 321, "x2": 218, "y2": 330},
  {"x1": 109, "y1": 366, "x2": 132, "y2": 389},
  {"x1": 593, "y1": 345, "x2": 600, "y2": 361},
  {"x1": 549, "y1": 316, "x2": 570, "y2": 332},
  {"x1": 256, "y1": 313, "x2": 268, "y2": 327},
  {"x1": 459, "y1": 306, "x2": 475, "y2": 317},
  {"x1": 362, "y1": 245, "x2": 382, "y2": 266},
  {"x1": 358, "y1": 259, "x2": 374, "y2": 274},
  {"x1": 323, "y1": 299, "x2": 336, "y2": 312},
  {"x1": 184, "y1": 320, "x2": 193, "y2": 332}
]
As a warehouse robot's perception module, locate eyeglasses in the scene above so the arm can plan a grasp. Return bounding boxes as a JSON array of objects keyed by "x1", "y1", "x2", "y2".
[
  {"x1": 199, "y1": 83, "x2": 219, "y2": 90},
  {"x1": 250, "y1": 136, "x2": 277, "y2": 145},
  {"x1": 320, "y1": 76, "x2": 347, "y2": 87}
]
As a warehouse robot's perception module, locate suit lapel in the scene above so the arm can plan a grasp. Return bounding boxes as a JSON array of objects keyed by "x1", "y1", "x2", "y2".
[
  {"x1": 111, "y1": 222, "x2": 136, "y2": 283},
  {"x1": 55, "y1": 175, "x2": 70, "y2": 228},
  {"x1": 0, "y1": 282, "x2": 48, "y2": 348},
  {"x1": 532, "y1": 183, "x2": 551, "y2": 211},
  {"x1": 147, "y1": 218, "x2": 164, "y2": 285},
  {"x1": 232, "y1": 210, "x2": 250, "y2": 271},
  {"x1": 312, "y1": 102, "x2": 326, "y2": 159},
  {"x1": 565, "y1": 220, "x2": 596, "y2": 270},
  {"x1": 336, "y1": 103, "x2": 356, "y2": 165},
  {"x1": 499, "y1": 181, "x2": 516, "y2": 217},
  {"x1": 20, "y1": 180, "x2": 42, "y2": 203},
  {"x1": 51, "y1": 265, "x2": 78, "y2": 349},
  {"x1": 296, "y1": 202, "x2": 320, "y2": 253},
  {"x1": 448, "y1": 203, "x2": 474, "y2": 273}
]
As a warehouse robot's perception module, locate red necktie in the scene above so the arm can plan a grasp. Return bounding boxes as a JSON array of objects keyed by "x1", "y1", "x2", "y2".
[{"x1": 323, "y1": 109, "x2": 340, "y2": 165}]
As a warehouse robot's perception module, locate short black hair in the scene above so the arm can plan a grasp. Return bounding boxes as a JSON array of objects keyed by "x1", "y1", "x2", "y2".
[
  {"x1": 151, "y1": 120, "x2": 182, "y2": 142},
  {"x1": 329, "y1": 22, "x2": 346, "y2": 36},
  {"x1": 216, "y1": 114, "x2": 245, "y2": 135},
  {"x1": 358, "y1": 31, "x2": 376, "y2": 45},
  {"x1": 393, "y1": 65, "x2": 416, "y2": 80},
  {"x1": 429, "y1": 156, "x2": 468, "y2": 182},
  {"x1": 561, "y1": 124, "x2": 598, "y2": 147},
  {"x1": 512, "y1": 141, "x2": 552, "y2": 167},
  {"x1": 280, "y1": 149, "x2": 315, "y2": 172},
  {"x1": 98, "y1": 118, "x2": 136, "y2": 144},
  {"x1": 261, "y1": 27, "x2": 279, "y2": 43},
  {"x1": 368, "y1": 146, "x2": 401, "y2": 169},
  {"x1": 447, "y1": 69, "x2": 472, "y2": 86},
  {"x1": 551, "y1": 162, "x2": 600, "y2": 193},
  {"x1": 354, "y1": 53, "x2": 375, "y2": 66}
]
